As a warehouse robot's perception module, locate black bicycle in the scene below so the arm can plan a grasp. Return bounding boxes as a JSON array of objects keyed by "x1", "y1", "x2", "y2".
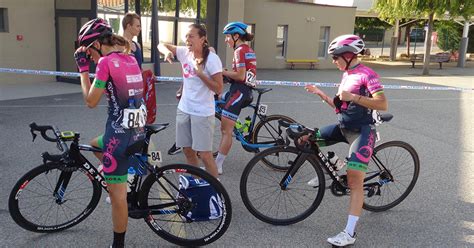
[
  {"x1": 9, "y1": 122, "x2": 232, "y2": 246},
  {"x1": 240, "y1": 114, "x2": 420, "y2": 225}
]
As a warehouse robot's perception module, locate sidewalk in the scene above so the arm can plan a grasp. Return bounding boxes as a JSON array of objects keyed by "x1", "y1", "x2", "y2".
[{"x1": 0, "y1": 60, "x2": 472, "y2": 101}]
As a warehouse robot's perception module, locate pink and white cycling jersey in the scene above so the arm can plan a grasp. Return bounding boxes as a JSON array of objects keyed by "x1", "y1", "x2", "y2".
[
  {"x1": 336, "y1": 63, "x2": 384, "y2": 129},
  {"x1": 94, "y1": 52, "x2": 144, "y2": 128}
]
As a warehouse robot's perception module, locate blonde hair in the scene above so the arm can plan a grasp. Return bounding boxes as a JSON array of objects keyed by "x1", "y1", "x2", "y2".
[{"x1": 122, "y1": 12, "x2": 140, "y2": 31}]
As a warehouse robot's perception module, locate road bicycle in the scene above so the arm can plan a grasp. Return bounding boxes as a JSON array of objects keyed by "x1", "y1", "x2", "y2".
[
  {"x1": 8, "y1": 122, "x2": 232, "y2": 246},
  {"x1": 240, "y1": 114, "x2": 420, "y2": 225},
  {"x1": 212, "y1": 86, "x2": 296, "y2": 168}
]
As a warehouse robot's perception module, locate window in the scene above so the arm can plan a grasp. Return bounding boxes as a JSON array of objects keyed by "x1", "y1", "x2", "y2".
[
  {"x1": 247, "y1": 24, "x2": 255, "y2": 50},
  {"x1": 276, "y1": 25, "x2": 288, "y2": 58},
  {"x1": 0, "y1": 8, "x2": 8, "y2": 32},
  {"x1": 318, "y1": 26, "x2": 330, "y2": 58},
  {"x1": 97, "y1": 0, "x2": 207, "y2": 62}
]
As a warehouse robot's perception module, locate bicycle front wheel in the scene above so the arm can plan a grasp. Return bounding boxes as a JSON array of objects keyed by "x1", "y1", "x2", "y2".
[
  {"x1": 139, "y1": 164, "x2": 232, "y2": 246},
  {"x1": 240, "y1": 146, "x2": 325, "y2": 225},
  {"x1": 251, "y1": 114, "x2": 296, "y2": 170},
  {"x1": 363, "y1": 141, "x2": 420, "y2": 212},
  {"x1": 8, "y1": 162, "x2": 102, "y2": 232}
]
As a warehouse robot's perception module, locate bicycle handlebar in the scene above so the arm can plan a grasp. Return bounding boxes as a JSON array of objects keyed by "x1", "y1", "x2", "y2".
[
  {"x1": 278, "y1": 120, "x2": 317, "y2": 153},
  {"x1": 29, "y1": 122, "x2": 69, "y2": 153}
]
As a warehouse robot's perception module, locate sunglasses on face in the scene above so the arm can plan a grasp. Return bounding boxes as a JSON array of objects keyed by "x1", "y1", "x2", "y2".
[{"x1": 332, "y1": 55, "x2": 339, "y2": 60}]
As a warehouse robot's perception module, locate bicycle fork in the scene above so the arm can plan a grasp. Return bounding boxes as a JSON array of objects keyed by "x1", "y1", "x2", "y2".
[
  {"x1": 52, "y1": 171, "x2": 73, "y2": 204},
  {"x1": 279, "y1": 152, "x2": 310, "y2": 190}
]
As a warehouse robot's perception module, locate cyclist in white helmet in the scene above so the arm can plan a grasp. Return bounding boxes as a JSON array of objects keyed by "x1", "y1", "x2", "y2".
[{"x1": 304, "y1": 34, "x2": 388, "y2": 246}]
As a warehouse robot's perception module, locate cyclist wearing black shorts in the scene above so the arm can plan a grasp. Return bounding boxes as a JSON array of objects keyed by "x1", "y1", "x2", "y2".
[
  {"x1": 74, "y1": 18, "x2": 146, "y2": 248},
  {"x1": 216, "y1": 22, "x2": 256, "y2": 174}
]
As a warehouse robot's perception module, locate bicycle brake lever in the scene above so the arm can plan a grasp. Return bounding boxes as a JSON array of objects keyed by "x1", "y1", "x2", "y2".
[{"x1": 31, "y1": 129, "x2": 37, "y2": 142}]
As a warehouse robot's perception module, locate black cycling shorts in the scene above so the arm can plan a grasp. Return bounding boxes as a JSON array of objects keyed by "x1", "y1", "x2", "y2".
[{"x1": 221, "y1": 83, "x2": 253, "y2": 122}]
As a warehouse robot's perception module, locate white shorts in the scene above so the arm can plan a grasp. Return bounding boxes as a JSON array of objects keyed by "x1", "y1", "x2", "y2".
[{"x1": 176, "y1": 108, "x2": 215, "y2": 152}]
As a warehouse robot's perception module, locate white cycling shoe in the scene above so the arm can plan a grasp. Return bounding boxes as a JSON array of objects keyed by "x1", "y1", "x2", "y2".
[
  {"x1": 327, "y1": 231, "x2": 356, "y2": 247},
  {"x1": 307, "y1": 176, "x2": 319, "y2": 187},
  {"x1": 217, "y1": 163, "x2": 223, "y2": 175}
]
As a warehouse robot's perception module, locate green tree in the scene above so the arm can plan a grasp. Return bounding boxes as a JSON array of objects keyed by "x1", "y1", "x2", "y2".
[
  {"x1": 130, "y1": 0, "x2": 206, "y2": 17},
  {"x1": 374, "y1": 0, "x2": 469, "y2": 75},
  {"x1": 435, "y1": 20, "x2": 461, "y2": 53}
]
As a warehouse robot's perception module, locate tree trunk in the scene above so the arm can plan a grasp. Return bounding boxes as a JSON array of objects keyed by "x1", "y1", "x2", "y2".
[
  {"x1": 457, "y1": 20, "x2": 470, "y2": 68},
  {"x1": 406, "y1": 24, "x2": 411, "y2": 57},
  {"x1": 422, "y1": 13, "x2": 434, "y2": 75}
]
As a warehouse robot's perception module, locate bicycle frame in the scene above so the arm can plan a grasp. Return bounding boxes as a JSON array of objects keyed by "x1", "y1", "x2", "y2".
[
  {"x1": 40, "y1": 125, "x2": 187, "y2": 218},
  {"x1": 279, "y1": 145, "x2": 393, "y2": 194},
  {"x1": 215, "y1": 91, "x2": 276, "y2": 150}
]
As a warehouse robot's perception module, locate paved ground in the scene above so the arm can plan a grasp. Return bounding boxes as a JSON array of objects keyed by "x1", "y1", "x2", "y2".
[{"x1": 0, "y1": 62, "x2": 473, "y2": 247}]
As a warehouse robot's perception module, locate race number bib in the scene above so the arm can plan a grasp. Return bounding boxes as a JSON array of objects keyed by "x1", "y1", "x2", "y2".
[
  {"x1": 149, "y1": 150, "x2": 162, "y2": 163},
  {"x1": 245, "y1": 70, "x2": 256, "y2": 88},
  {"x1": 121, "y1": 104, "x2": 147, "y2": 129},
  {"x1": 257, "y1": 104, "x2": 268, "y2": 115}
]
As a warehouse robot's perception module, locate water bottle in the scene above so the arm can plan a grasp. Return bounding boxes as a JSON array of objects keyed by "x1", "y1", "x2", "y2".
[
  {"x1": 235, "y1": 119, "x2": 243, "y2": 132},
  {"x1": 128, "y1": 98, "x2": 135, "y2": 108},
  {"x1": 243, "y1": 116, "x2": 251, "y2": 133},
  {"x1": 327, "y1": 151, "x2": 345, "y2": 171},
  {"x1": 127, "y1": 166, "x2": 136, "y2": 193}
]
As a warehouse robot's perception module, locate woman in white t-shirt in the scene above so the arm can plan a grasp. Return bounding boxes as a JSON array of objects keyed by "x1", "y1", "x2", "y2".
[{"x1": 158, "y1": 24, "x2": 223, "y2": 177}]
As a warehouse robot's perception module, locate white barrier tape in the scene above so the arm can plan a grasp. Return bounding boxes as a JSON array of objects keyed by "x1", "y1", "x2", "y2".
[{"x1": 1, "y1": 67, "x2": 472, "y2": 91}]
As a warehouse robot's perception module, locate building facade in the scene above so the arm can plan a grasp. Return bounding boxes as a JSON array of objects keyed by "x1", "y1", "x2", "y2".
[{"x1": 0, "y1": 0, "x2": 356, "y2": 84}]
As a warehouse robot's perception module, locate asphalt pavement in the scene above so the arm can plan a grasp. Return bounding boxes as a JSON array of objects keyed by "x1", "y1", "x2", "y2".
[{"x1": 0, "y1": 61, "x2": 473, "y2": 247}]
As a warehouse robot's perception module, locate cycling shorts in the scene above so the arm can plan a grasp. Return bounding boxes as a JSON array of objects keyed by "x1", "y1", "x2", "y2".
[
  {"x1": 221, "y1": 83, "x2": 253, "y2": 122},
  {"x1": 97, "y1": 124, "x2": 145, "y2": 184},
  {"x1": 317, "y1": 124, "x2": 376, "y2": 172}
]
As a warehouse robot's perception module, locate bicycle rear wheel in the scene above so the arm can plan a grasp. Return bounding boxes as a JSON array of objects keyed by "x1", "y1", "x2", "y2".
[
  {"x1": 8, "y1": 162, "x2": 102, "y2": 232},
  {"x1": 240, "y1": 146, "x2": 325, "y2": 225},
  {"x1": 363, "y1": 141, "x2": 420, "y2": 212},
  {"x1": 251, "y1": 115, "x2": 296, "y2": 170},
  {"x1": 139, "y1": 164, "x2": 232, "y2": 246}
]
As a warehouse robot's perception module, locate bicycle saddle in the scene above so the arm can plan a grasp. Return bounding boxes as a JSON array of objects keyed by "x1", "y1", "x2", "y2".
[{"x1": 145, "y1": 123, "x2": 169, "y2": 134}]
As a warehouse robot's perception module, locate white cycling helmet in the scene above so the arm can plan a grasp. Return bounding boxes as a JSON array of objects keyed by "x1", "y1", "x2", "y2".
[{"x1": 327, "y1": 34, "x2": 365, "y2": 55}]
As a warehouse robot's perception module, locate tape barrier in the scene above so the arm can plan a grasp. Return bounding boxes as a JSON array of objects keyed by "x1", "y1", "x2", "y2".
[{"x1": 0, "y1": 67, "x2": 472, "y2": 92}]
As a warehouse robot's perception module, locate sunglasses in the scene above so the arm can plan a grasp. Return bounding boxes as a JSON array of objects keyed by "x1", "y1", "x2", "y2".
[{"x1": 332, "y1": 55, "x2": 339, "y2": 60}]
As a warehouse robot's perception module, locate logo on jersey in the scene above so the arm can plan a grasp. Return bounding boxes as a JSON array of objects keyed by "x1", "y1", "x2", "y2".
[
  {"x1": 126, "y1": 74, "x2": 143, "y2": 84},
  {"x1": 245, "y1": 53, "x2": 256, "y2": 59},
  {"x1": 128, "y1": 88, "x2": 144, "y2": 96},
  {"x1": 182, "y1": 63, "x2": 196, "y2": 78}
]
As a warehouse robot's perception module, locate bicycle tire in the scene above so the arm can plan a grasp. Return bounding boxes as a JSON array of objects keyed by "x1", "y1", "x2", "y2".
[
  {"x1": 363, "y1": 141, "x2": 420, "y2": 212},
  {"x1": 139, "y1": 163, "x2": 232, "y2": 246},
  {"x1": 240, "y1": 146, "x2": 325, "y2": 225},
  {"x1": 8, "y1": 162, "x2": 102, "y2": 232},
  {"x1": 251, "y1": 114, "x2": 296, "y2": 170}
]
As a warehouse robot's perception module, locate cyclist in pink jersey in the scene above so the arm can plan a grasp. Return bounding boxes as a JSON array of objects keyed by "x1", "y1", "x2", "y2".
[
  {"x1": 304, "y1": 35, "x2": 388, "y2": 246},
  {"x1": 215, "y1": 22, "x2": 257, "y2": 174},
  {"x1": 74, "y1": 18, "x2": 145, "y2": 248}
]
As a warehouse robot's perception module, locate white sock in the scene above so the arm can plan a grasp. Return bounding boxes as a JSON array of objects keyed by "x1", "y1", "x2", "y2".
[
  {"x1": 344, "y1": 215, "x2": 359, "y2": 237},
  {"x1": 215, "y1": 153, "x2": 227, "y2": 169}
]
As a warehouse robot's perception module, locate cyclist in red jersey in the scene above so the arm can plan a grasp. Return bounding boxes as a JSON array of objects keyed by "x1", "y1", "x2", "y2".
[
  {"x1": 215, "y1": 22, "x2": 257, "y2": 174},
  {"x1": 74, "y1": 18, "x2": 145, "y2": 248}
]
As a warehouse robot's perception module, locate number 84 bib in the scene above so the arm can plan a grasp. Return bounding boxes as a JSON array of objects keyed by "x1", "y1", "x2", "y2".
[{"x1": 121, "y1": 104, "x2": 147, "y2": 129}]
